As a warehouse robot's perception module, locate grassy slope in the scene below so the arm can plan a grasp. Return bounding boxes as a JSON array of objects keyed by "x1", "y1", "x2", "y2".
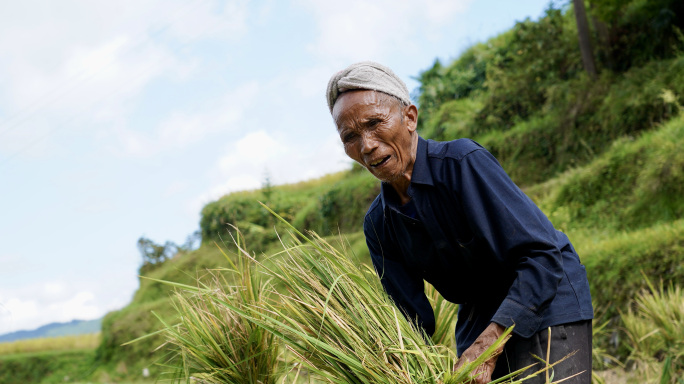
[
  {"x1": 0, "y1": 333, "x2": 100, "y2": 356},
  {"x1": 0, "y1": 334, "x2": 102, "y2": 384},
  {"x1": 0, "y1": 344, "x2": 101, "y2": 384},
  {"x1": 0, "y1": 350, "x2": 96, "y2": 384},
  {"x1": 534, "y1": 117, "x2": 684, "y2": 321},
  {"x1": 83, "y1": 2, "x2": 684, "y2": 381}
]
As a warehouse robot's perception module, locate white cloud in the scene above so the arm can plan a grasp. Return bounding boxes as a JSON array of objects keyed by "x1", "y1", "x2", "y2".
[
  {"x1": 0, "y1": 0, "x2": 250, "y2": 159},
  {"x1": 0, "y1": 298, "x2": 38, "y2": 335},
  {"x1": 49, "y1": 291, "x2": 100, "y2": 321},
  {"x1": 110, "y1": 81, "x2": 260, "y2": 157},
  {"x1": 187, "y1": 130, "x2": 286, "y2": 213},
  {"x1": 189, "y1": 130, "x2": 351, "y2": 217},
  {"x1": 298, "y1": 0, "x2": 472, "y2": 62},
  {"x1": 43, "y1": 282, "x2": 67, "y2": 299},
  {"x1": 280, "y1": 65, "x2": 339, "y2": 101},
  {"x1": 216, "y1": 130, "x2": 287, "y2": 176},
  {"x1": 293, "y1": 133, "x2": 352, "y2": 180},
  {"x1": 0, "y1": 32, "x2": 180, "y2": 158},
  {"x1": 0, "y1": 282, "x2": 108, "y2": 333}
]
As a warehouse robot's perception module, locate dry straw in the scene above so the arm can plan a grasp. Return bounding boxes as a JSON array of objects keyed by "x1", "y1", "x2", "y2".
[
  {"x1": 130, "y1": 231, "x2": 280, "y2": 384},
  {"x1": 138, "y1": 203, "x2": 558, "y2": 383}
]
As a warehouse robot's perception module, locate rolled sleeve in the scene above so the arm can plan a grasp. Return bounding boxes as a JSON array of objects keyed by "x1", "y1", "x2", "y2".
[{"x1": 491, "y1": 298, "x2": 542, "y2": 337}]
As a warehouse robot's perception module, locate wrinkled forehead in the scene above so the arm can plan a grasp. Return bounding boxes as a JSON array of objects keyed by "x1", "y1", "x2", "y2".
[
  {"x1": 333, "y1": 91, "x2": 402, "y2": 134},
  {"x1": 333, "y1": 90, "x2": 384, "y2": 123},
  {"x1": 333, "y1": 90, "x2": 397, "y2": 117},
  {"x1": 334, "y1": 89, "x2": 377, "y2": 109}
]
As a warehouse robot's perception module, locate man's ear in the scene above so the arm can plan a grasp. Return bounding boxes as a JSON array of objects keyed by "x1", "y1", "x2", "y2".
[{"x1": 405, "y1": 104, "x2": 418, "y2": 133}]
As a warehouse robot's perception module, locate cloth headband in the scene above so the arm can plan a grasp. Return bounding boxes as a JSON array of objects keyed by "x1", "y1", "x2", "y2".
[{"x1": 326, "y1": 61, "x2": 411, "y2": 114}]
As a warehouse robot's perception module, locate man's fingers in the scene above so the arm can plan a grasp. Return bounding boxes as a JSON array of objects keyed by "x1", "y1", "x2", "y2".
[
  {"x1": 464, "y1": 362, "x2": 493, "y2": 384},
  {"x1": 454, "y1": 353, "x2": 495, "y2": 384},
  {"x1": 473, "y1": 368, "x2": 489, "y2": 384}
]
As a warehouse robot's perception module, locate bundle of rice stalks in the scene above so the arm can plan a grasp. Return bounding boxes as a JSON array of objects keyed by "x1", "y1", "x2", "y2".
[
  {"x1": 243, "y1": 204, "x2": 523, "y2": 384},
  {"x1": 426, "y1": 282, "x2": 458, "y2": 349},
  {"x1": 137, "y1": 235, "x2": 280, "y2": 384},
  {"x1": 138, "y1": 205, "x2": 542, "y2": 383}
]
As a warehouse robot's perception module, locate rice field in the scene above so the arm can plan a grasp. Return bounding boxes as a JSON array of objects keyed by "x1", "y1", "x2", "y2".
[{"x1": 0, "y1": 333, "x2": 100, "y2": 356}]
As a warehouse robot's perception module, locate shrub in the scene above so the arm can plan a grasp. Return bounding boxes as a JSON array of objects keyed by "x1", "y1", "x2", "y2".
[
  {"x1": 419, "y1": 97, "x2": 484, "y2": 142},
  {"x1": 0, "y1": 350, "x2": 97, "y2": 384},
  {"x1": 478, "y1": 6, "x2": 582, "y2": 131},
  {"x1": 579, "y1": 220, "x2": 684, "y2": 348},
  {"x1": 622, "y1": 279, "x2": 684, "y2": 383},
  {"x1": 591, "y1": 0, "x2": 684, "y2": 70},
  {"x1": 552, "y1": 116, "x2": 684, "y2": 230},
  {"x1": 415, "y1": 44, "x2": 489, "y2": 128}
]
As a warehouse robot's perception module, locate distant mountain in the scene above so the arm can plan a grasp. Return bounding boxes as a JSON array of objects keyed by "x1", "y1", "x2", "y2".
[{"x1": 0, "y1": 318, "x2": 102, "y2": 343}]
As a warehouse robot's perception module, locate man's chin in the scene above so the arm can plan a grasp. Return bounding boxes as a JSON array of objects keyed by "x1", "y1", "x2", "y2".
[{"x1": 370, "y1": 170, "x2": 403, "y2": 184}]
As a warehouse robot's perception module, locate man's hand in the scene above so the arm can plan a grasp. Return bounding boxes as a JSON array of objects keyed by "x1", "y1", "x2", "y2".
[{"x1": 453, "y1": 322, "x2": 507, "y2": 384}]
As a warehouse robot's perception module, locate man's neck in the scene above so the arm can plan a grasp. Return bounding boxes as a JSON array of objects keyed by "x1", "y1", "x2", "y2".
[
  {"x1": 388, "y1": 134, "x2": 419, "y2": 205},
  {"x1": 389, "y1": 179, "x2": 411, "y2": 205}
]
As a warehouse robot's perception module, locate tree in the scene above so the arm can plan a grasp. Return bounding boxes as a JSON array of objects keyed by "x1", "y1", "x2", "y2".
[
  {"x1": 137, "y1": 236, "x2": 176, "y2": 267},
  {"x1": 573, "y1": 0, "x2": 598, "y2": 79},
  {"x1": 180, "y1": 230, "x2": 202, "y2": 252},
  {"x1": 261, "y1": 169, "x2": 274, "y2": 203}
]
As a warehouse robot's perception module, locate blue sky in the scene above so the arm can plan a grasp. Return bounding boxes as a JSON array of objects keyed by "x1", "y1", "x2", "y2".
[{"x1": 0, "y1": 0, "x2": 554, "y2": 333}]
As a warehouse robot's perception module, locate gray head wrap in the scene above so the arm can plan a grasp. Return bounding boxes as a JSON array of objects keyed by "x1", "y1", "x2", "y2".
[{"x1": 326, "y1": 61, "x2": 411, "y2": 114}]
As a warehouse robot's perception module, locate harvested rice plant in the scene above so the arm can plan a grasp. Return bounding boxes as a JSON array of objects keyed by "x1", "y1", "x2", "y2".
[{"x1": 149, "y1": 211, "x2": 539, "y2": 384}]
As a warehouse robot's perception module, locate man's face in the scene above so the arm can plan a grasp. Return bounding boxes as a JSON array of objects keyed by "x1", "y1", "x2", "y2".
[{"x1": 333, "y1": 90, "x2": 417, "y2": 184}]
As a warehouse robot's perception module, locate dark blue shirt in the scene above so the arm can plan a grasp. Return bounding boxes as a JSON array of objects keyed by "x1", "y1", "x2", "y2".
[{"x1": 363, "y1": 137, "x2": 593, "y2": 355}]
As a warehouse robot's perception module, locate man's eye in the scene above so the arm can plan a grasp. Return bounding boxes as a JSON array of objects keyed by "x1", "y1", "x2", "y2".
[
  {"x1": 368, "y1": 118, "x2": 382, "y2": 127},
  {"x1": 343, "y1": 133, "x2": 358, "y2": 143}
]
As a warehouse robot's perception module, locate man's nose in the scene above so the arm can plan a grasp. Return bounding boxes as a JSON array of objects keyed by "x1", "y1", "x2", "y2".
[{"x1": 360, "y1": 133, "x2": 378, "y2": 154}]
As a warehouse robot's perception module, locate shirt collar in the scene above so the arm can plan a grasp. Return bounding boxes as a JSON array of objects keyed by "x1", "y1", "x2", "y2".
[
  {"x1": 380, "y1": 135, "x2": 434, "y2": 210},
  {"x1": 410, "y1": 136, "x2": 434, "y2": 186}
]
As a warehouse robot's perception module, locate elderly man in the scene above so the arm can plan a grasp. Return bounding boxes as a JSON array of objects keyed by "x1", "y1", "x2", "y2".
[{"x1": 326, "y1": 62, "x2": 593, "y2": 383}]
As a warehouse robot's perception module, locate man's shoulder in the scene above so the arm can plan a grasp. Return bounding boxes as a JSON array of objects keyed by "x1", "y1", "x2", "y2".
[
  {"x1": 364, "y1": 194, "x2": 383, "y2": 221},
  {"x1": 363, "y1": 194, "x2": 384, "y2": 237},
  {"x1": 425, "y1": 138, "x2": 484, "y2": 162}
]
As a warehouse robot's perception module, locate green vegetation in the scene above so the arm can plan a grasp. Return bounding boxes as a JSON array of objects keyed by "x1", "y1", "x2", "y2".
[
  {"x1": 149, "y1": 235, "x2": 280, "y2": 384},
  {"x1": 150, "y1": 216, "x2": 529, "y2": 384},
  {"x1": 200, "y1": 171, "x2": 380, "y2": 249},
  {"x1": 0, "y1": 333, "x2": 100, "y2": 356},
  {"x1": 623, "y1": 279, "x2": 684, "y2": 383},
  {"x1": 11, "y1": 0, "x2": 682, "y2": 382},
  {"x1": 0, "y1": 334, "x2": 102, "y2": 384},
  {"x1": 0, "y1": 350, "x2": 97, "y2": 384},
  {"x1": 550, "y1": 117, "x2": 684, "y2": 230}
]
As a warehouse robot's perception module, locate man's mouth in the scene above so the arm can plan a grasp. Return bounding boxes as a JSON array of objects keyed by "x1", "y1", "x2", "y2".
[{"x1": 369, "y1": 155, "x2": 390, "y2": 168}]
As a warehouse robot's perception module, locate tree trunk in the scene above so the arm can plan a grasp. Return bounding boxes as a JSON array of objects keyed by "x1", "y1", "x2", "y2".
[
  {"x1": 573, "y1": 0, "x2": 598, "y2": 79},
  {"x1": 591, "y1": 14, "x2": 612, "y2": 70}
]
